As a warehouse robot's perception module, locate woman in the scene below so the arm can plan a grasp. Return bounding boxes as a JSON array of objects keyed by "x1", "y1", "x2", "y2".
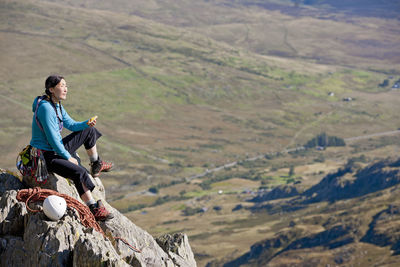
[{"x1": 30, "y1": 75, "x2": 113, "y2": 221}]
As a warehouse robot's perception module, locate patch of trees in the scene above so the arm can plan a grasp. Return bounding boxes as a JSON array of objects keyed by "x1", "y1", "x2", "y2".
[
  {"x1": 182, "y1": 206, "x2": 204, "y2": 216},
  {"x1": 148, "y1": 178, "x2": 187, "y2": 192},
  {"x1": 149, "y1": 186, "x2": 159, "y2": 194},
  {"x1": 232, "y1": 204, "x2": 243, "y2": 211},
  {"x1": 379, "y1": 79, "x2": 389, "y2": 87},
  {"x1": 120, "y1": 204, "x2": 147, "y2": 213},
  {"x1": 199, "y1": 173, "x2": 235, "y2": 190},
  {"x1": 304, "y1": 132, "x2": 346, "y2": 149},
  {"x1": 238, "y1": 159, "x2": 269, "y2": 169}
]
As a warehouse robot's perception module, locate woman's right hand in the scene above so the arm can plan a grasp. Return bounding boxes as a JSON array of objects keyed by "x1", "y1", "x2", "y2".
[
  {"x1": 87, "y1": 116, "x2": 98, "y2": 127},
  {"x1": 68, "y1": 157, "x2": 79, "y2": 165}
]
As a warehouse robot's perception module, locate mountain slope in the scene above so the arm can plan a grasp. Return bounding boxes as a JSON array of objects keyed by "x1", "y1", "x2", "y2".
[
  {"x1": 39, "y1": 0, "x2": 400, "y2": 70},
  {"x1": 221, "y1": 157, "x2": 400, "y2": 266},
  {"x1": 2, "y1": 0, "x2": 399, "y2": 175},
  {"x1": 1, "y1": 1, "x2": 400, "y2": 265},
  {"x1": 233, "y1": 0, "x2": 400, "y2": 18}
]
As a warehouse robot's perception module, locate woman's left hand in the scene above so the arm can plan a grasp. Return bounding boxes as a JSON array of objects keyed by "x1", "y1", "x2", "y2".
[{"x1": 87, "y1": 116, "x2": 97, "y2": 127}]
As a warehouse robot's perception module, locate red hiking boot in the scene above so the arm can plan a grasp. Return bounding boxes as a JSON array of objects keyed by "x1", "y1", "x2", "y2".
[
  {"x1": 90, "y1": 158, "x2": 113, "y2": 177},
  {"x1": 90, "y1": 200, "x2": 114, "y2": 221}
]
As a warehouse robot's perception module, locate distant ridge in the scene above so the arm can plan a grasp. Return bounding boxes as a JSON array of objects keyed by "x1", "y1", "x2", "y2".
[{"x1": 220, "y1": 157, "x2": 400, "y2": 266}]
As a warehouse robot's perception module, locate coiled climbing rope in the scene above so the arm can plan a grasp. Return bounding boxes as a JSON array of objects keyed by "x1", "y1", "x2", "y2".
[{"x1": 16, "y1": 187, "x2": 141, "y2": 253}]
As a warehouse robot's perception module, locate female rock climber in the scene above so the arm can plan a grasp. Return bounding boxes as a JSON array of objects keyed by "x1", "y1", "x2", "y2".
[{"x1": 30, "y1": 75, "x2": 113, "y2": 221}]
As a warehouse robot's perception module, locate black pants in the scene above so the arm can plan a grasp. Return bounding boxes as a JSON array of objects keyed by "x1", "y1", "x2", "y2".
[{"x1": 43, "y1": 127, "x2": 102, "y2": 196}]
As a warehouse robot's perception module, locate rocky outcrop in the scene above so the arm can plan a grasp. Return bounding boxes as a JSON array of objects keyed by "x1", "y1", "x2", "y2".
[
  {"x1": 303, "y1": 158, "x2": 400, "y2": 203},
  {"x1": 361, "y1": 204, "x2": 400, "y2": 254},
  {"x1": 156, "y1": 233, "x2": 197, "y2": 267},
  {"x1": 222, "y1": 229, "x2": 303, "y2": 267},
  {"x1": 250, "y1": 185, "x2": 300, "y2": 203},
  {"x1": 225, "y1": 158, "x2": 400, "y2": 266},
  {"x1": 282, "y1": 224, "x2": 356, "y2": 251},
  {"x1": 222, "y1": 223, "x2": 359, "y2": 267},
  {"x1": 250, "y1": 158, "x2": 400, "y2": 215},
  {"x1": 0, "y1": 171, "x2": 196, "y2": 266}
]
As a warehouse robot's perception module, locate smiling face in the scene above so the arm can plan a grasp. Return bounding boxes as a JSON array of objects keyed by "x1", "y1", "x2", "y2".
[{"x1": 49, "y1": 79, "x2": 68, "y2": 102}]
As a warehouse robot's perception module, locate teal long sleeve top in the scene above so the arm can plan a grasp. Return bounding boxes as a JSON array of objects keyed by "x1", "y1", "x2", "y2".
[{"x1": 30, "y1": 97, "x2": 89, "y2": 160}]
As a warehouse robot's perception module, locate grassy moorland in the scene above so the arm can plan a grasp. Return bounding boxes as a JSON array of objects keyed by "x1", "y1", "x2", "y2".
[
  {"x1": 1, "y1": 0, "x2": 400, "y2": 265},
  {"x1": 41, "y1": 0, "x2": 400, "y2": 71}
]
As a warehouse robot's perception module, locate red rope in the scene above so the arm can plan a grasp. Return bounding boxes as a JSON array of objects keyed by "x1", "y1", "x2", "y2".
[
  {"x1": 114, "y1": 237, "x2": 142, "y2": 253},
  {"x1": 16, "y1": 187, "x2": 141, "y2": 253}
]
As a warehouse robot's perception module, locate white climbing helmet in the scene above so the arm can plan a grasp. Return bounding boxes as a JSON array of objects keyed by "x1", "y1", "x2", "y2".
[{"x1": 43, "y1": 195, "x2": 67, "y2": 221}]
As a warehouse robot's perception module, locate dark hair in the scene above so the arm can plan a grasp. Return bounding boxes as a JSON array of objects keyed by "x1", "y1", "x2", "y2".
[{"x1": 45, "y1": 75, "x2": 64, "y2": 96}]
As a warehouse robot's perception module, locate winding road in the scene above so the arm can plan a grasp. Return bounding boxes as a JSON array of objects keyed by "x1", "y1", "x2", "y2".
[
  {"x1": 344, "y1": 130, "x2": 400, "y2": 142},
  {"x1": 184, "y1": 129, "x2": 400, "y2": 182}
]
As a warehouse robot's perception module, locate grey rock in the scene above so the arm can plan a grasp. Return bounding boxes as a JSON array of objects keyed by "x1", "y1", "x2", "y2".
[
  {"x1": 23, "y1": 172, "x2": 82, "y2": 201},
  {"x1": 156, "y1": 233, "x2": 197, "y2": 267},
  {"x1": 0, "y1": 171, "x2": 196, "y2": 266},
  {"x1": 0, "y1": 172, "x2": 23, "y2": 194},
  {"x1": 0, "y1": 190, "x2": 27, "y2": 236},
  {"x1": 23, "y1": 171, "x2": 106, "y2": 203},
  {"x1": 23, "y1": 212, "x2": 82, "y2": 266},
  {"x1": 0, "y1": 235, "x2": 26, "y2": 267},
  {"x1": 73, "y1": 229, "x2": 130, "y2": 267},
  {"x1": 100, "y1": 206, "x2": 176, "y2": 266}
]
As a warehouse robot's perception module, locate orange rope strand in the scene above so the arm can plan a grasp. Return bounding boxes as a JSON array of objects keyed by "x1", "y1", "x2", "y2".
[
  {"x1": 17, "y1": 187, "x2": 103, "y2": 234},
  {"x1": 16, "y1": 187, "x2": 141, "y2": 253}
]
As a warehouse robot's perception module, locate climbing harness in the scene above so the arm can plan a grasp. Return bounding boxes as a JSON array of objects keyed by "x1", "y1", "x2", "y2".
[
  {"x1": 16, "y1": 145, "x2": 49, "y2": 184},
  {"x1": 16, "y1": 187, "x2": 141, "y2": 253}
]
